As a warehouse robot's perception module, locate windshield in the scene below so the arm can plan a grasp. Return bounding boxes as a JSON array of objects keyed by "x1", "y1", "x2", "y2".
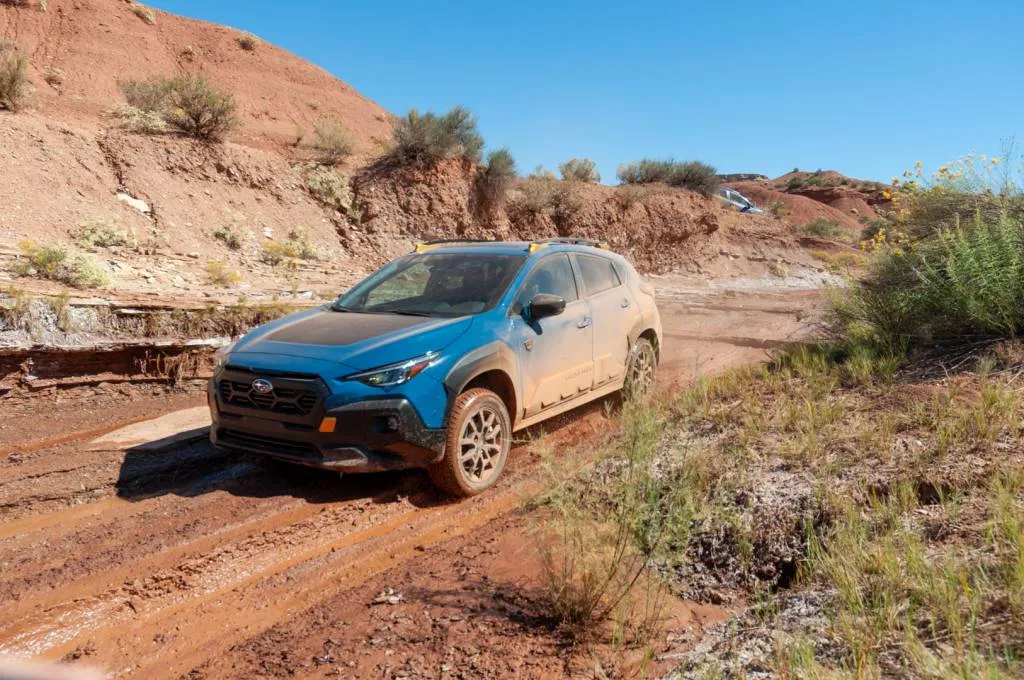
[{"x1": 333, "y1": 252, "x2": 526, "y2": 317}]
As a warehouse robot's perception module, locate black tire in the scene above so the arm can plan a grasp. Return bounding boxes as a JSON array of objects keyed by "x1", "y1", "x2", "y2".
[
  {"x1": 428, "y1": 388, "x2": 511, "y2": 497},
  {"x1": 624, "y1": 337, "x2": 657, "y2": 399}
]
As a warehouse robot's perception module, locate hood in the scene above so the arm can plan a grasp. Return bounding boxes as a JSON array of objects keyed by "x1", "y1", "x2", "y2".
[{"x1": 230, "y1": 307, "x2": 475, "y2": 371}]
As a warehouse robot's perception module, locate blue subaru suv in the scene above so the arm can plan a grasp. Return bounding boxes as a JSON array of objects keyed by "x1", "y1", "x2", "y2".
[{"x1": 209, "y1": 238, "x2": 662, "y2": 496}]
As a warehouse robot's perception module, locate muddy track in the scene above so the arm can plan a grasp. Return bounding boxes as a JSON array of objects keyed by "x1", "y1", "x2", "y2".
[{"x1": 0, "y1": 285, "x2": 819, "y2": 677}]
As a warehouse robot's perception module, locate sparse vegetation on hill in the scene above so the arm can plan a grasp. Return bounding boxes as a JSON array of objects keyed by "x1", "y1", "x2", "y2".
[
  {"x1": 11, "y1": 241, "x2": 109, "y2": 288},
  {"x1": 260, "y1": 228, "x2": 325, "y2": 266},
  {"x1": 797, "y1": 217, "x2": 844, "y2": 240},
  {"x1": 617, "y1": 159, "x2": 719, "y2": 197},
  {"x1": 131, "y1": 3, "x2": 156, "y2": 25},
  {"x1": 474, "y1": 148, "x2": 517, "y2": 213},
  {"x1": 304, "y1": 165, "x2": 351, "y2": 213},
  {"x1": 72, "y1": 218, "x2": 137, "y2": 250},
  {"x1": 310, "y1": 115, "x2": 354, "y2": 165},
  {"x1": 0, "y1": 41, "x2": 28, "y2": 111},
  {"x1": 559, "y1": 158, "x2": 601, "y2": 183},
  {"x1": 236, "y1": 32, "x2": 259, "y2": 51},
  {"x1": 116, "y1": 74, "x2": 236, "y2": 141},
  {"x1": 386, "y1": 106, "x2": 484, "y2": 167}
]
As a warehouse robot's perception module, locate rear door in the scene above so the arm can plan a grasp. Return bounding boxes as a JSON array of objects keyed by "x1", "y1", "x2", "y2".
[
  {"x1": 510, "y1": 253, "x2": 594, "y2": 418},
  {"x1": 572, "y1": 253, "x2": 638, "y2": 388}
]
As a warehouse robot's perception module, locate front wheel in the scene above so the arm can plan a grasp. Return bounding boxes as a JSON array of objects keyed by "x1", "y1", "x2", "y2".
[
  {"x1": 428, "y1": 388, "x2": 512, "y2": 497},
  {"x1": 624, "y1": 337, "x2": 657, "y2": 399}
]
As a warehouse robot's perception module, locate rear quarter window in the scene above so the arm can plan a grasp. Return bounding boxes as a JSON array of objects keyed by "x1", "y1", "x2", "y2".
[{"x1": 575, "y1": 254, "x2": 621, "y2": 296}]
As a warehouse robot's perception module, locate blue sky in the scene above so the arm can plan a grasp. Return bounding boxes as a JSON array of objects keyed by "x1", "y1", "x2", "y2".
[{"x1": 148, "y1": 0, "x2": 1022, "y2": 184}]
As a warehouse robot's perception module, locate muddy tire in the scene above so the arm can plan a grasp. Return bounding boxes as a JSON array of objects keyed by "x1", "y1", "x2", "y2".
[
  {"x1": 624, "y1": 337, "x2": 657, "y2": 399},
  {"x1": 428, "y1": 388, "x2": 511, "y2": 497}
]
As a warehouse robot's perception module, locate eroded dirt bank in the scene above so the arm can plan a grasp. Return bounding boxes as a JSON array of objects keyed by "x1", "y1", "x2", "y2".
[{"x1": 0, "y1": 281, "x2": 821, "y2": 678}]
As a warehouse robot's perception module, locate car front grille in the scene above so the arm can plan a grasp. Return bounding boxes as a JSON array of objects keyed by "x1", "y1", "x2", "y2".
[
  {"x1": 218, "y1": 379, "x2": 320, "y2": 416},
  {"x1": 218, "y1": 428, "x2": 320, "y2": 460}
]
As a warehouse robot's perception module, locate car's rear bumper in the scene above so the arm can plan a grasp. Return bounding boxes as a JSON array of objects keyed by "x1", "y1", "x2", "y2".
[{"x1": 209, "y1": 378, "x2": 445, "y2": 472}]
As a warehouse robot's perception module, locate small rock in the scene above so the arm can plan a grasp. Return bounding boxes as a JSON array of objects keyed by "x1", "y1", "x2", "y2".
[{"x1": 117, "y1": 192, "x2": 151, "y2": 214}]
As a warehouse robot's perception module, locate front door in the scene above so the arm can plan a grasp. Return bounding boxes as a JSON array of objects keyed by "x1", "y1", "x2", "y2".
[{"x1": 511, "y1": 253, "x2": 594, "y2": 418}]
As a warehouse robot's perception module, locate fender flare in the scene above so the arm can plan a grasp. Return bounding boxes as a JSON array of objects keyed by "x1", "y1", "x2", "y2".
[{"x1": 443, "y1": 341, "x2": 521, "y2": 422}]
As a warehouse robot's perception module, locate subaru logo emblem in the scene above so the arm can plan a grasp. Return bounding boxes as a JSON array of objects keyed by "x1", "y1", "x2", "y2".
[{"x1": 251, "y1": 378, "x2": 274, "y2": 394}]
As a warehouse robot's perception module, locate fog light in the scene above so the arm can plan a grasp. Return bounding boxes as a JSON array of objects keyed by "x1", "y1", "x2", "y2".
[{"x1": 319, "y1": 417, "x2": 337, "y2": 433}]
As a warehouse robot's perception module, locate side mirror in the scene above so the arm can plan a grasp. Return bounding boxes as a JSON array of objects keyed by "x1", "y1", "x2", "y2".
[{"x1": 528, "y1": 293, "x2": 566, "y2": 320}]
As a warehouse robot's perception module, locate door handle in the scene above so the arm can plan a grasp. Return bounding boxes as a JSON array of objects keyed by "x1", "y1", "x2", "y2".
[
  {"x1": 621, "y1": 298, "x2": 631, "y2": 308},
  {"x1": 577, "y1": 317, "x2": 592, "y2": 329}
]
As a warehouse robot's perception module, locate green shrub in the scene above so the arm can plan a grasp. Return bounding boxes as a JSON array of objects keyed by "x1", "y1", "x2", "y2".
[
  {"x1": 805, "y1": 175, "x2": 823, "y2": 187},
  {"x1": 131, "y1": 3, "x2": 156, "y2": 25},
  {"x1": 304, "y1": 166, "x2": 351, "y2": 213},
  {"x1": 474, "y1": 148, "x2": 517, "y2": 212},
  {"x1": 616, "y1": 159, "x2": 719, "y2": 197},
  {"x1": 386, "y1": 106, "x2": 484, "y2": 167},
  {"x1": 835, "y1": 216, "x2": 1024, "y2": 342},
  {"x1": 797, "y1": 218, "x2": 844, "y2": 240},
  {"x1": 528, "y1": 164, "x2": 558, "y2": 182},
  {"x1": 0, "y1": 42, "x2": 29, "y2": 111},
  {"x1": 163, "y1": 74, "x2": 236, "y2": 141},
  {"x1": 11, "y1": 241, "x2": 109, "y2": 288},
  {"x1": 236, "y1": 33, "x2": 259, "y2": 51},
  {"x1": 311, "y1": 115, "x2": 353, "y2": 164},
  {"x1": 786, "y1": 177, "x2": 805, "y2": 190},
  {"x1": 559, "y1": 158, "x2": 600, "y2": 183},
  {"x1": 72, "y1": 218, "x2": 137, "y2": 250},
  {"x1": 517, "y1": 176, "x2": 557, "y2": 214}
]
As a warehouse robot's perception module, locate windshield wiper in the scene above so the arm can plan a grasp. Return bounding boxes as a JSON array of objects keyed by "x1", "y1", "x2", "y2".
[{"x1": 387, "y1": 310, "x2": 436, "y2": 317}]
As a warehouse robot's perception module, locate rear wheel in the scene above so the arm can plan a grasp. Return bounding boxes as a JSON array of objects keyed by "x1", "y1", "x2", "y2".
[
  {"x1": 428, "y1": 388, "x2": 511, "y2": 497},
  {"x1": 624, "y1": 337, "x2": 657, "y2": 399}
]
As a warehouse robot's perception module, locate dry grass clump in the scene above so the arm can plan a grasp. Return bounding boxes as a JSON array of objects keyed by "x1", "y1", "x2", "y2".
[
  {"x1": 260, "y1": 228, "x2": 325, "y2": 266},
  {"x1": 72, "y1": 218, "x2": 137, "y2": 250},
  {"x1": 236, "y1": 32, "x2": 259, "y2": 51},
  {"x1": 11, "y1": 240, "x2": 109, "y2": 288},
  {"x1": 204, "y1": 259, "x2": 240, "y2": 287},
  {"x1": 304, "y1": 166, "x2": 351, "y2": 213},
  {"x1": 310, "y1": 115, "x2": 353, "y2": 165},
  {"x1": 131, "y1": 3, "x2": 156, "y2": 25},
  {"x1": 0, "y1": 40, "x2": 29, "y2": 111}
]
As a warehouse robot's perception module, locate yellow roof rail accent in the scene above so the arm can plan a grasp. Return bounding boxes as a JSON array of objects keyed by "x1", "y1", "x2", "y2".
[{"x1": 528, "y1": 242, "x2": 552, "y2": 253}]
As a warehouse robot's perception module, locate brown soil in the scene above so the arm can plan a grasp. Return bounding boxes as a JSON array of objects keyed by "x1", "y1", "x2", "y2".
[{"x1": 0, "y1": 283, "x2": 820, "y2": 678}]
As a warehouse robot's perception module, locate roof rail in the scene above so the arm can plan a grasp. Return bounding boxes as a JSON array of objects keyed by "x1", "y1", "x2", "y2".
[
  {"x1": 528, "y1": 237, "x2": 610, "y2": 253},
  {"x1": 413, "y1": 239, "x2": 501, "y2": 253}
]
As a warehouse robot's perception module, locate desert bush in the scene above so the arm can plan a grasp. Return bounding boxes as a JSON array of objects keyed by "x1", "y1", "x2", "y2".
[
  {"x1": 617, "y1": 159, "x2": 719, "y2": 197},
  {"x1": 528, "y1": 164, "x2": 558, "y2": 181},
  {"x1": 767, "y1": 200, "x2": 791, "y2": 218},
  {"x1": 212, "y1": 225, "x2": 243, "y2": 250},
  {"x1": 260, "y1": 229, "x2": 324, "y2": 265},
  {"x1": 559, "y1": 158, "x2": 600, "y2": 183},
  {"x1": 474, "y1": 148, "x2": 517, "y2": 212},
  {"x1": 205, "y1": 259, "x2": 240, "y2": 287},
  {"x1": 0, "y1": 42, "x2": 29, "y2": 111},
  {"x1": 72, "y1": 218, "x2": 137, "y2": 249},
  {"x1": 163, "y1": 74, "x2": 236, "y2": 141},
  {"x1": 835, "y1": 215, "x2": 1024, "y2": 342},
  {"x1": 11, "y1": 241, "x2": 109, "y2": 288},
  {"x1": 42, "y1": 67, "x2": 63, "y2": 87},
  {"x1": 311, "y1": 115, "x2": 353, "y2": 164},
  {"x1": 551, "y1": 184, "x2": 584, "y2": 222},
  {"x1": 304, "y1": 166, "x2": 351, "y2": 213},
  {"x1": 118, "y1": 75, "x2": 175, "y2": 113},
  {"x1": 614, "y1": 184, "x2": 648, "y2": 209},
  {"x1": 797, "y1": 218, "x2": 844, "y2": 240},
  {"x1": 236, "y1": 33, "x2": 259, "y2": 50},
  {"x1": 386, "y1": 106, "x2": 484, "y2": 167},
  {"x1": 786, "y1": 177, "x2": 804, "y2": 190},
  {"x1": 131, "y1": 3, "x2": 156, "y2": 25},
  {"x1": 517, "y1": 176, "x2": 558, "y2": 214}
]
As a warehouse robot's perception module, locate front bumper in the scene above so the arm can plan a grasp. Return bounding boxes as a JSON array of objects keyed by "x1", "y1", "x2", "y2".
[{"x1": 208, "y1": 368, "x2": 445, "y2": 473}]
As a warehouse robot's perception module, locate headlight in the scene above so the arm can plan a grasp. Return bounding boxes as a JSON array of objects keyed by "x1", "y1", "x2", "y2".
[
  {"x1": 344, "y1": 351, "x2": 438, "y2": 388},
  {"x1": 214, "y1": 340, "x2": 237, "y2": 370}
]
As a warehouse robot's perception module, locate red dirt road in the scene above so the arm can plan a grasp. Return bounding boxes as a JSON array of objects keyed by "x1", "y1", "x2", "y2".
[{"x1": 0, "y1": 283, "x2": 819, "y2": 678}]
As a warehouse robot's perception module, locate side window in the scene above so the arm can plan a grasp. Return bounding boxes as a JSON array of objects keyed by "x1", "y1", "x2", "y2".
[
  {"x1": 575, "y1": 255, "x2": 621, "y2": 296},
  {"x1": 513, "y1": 254, "x2": 578, "y2": 313},
  {"x1": 365, "y1": 262, "x2": 431, "y2": 307}
]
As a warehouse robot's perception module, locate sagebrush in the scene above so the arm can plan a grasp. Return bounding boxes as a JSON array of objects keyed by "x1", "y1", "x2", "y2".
[
  {"x1": 559, "y1": 158, "x2": 601, "y2": 183},
  {"x1": 474, "y1": 148, "x2": 517, "y2": 212},
  {"x1": 617, "y1": 159, "x2": 719, "y2": 197},
  {"x1": 386, "y1": 106, "x2": 484, "y2": 167}
]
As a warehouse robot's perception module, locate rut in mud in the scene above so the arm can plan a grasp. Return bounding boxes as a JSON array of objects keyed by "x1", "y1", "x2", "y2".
[{"x1": 0, "y1": 284, "x2": 820, "y2": 678}]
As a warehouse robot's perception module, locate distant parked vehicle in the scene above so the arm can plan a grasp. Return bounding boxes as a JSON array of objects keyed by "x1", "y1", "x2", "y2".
[{"x1": 717, "y1": 188, "x2": 763, "y2": 214}]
